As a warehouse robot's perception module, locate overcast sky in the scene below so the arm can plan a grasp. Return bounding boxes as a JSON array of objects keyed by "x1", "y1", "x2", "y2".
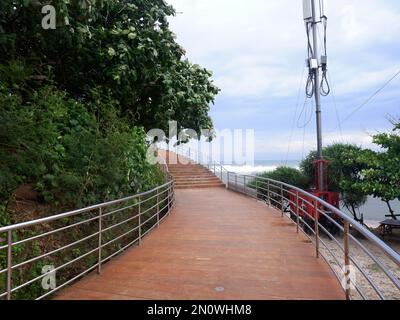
[{"x1": 168, "y1": 0, "x2": 400, "y2": 160}]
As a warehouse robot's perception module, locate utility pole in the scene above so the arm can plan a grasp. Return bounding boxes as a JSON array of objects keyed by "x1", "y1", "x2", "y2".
[
  {"x1": 311, "y1": 0, "x2": 324, "y2": 192},
  {"x1": 303, "y1": 0, "x2": 328, "y2": 192}
]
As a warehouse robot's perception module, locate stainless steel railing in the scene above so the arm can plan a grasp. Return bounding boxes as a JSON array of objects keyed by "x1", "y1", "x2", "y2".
[
  {"x1": 172, "y1": 146, "x2": 400, "y2": 300},
  {"x1": 224, "y1": 171, "x2": 400, "y2": 300},
  {"x1": 0, "y1": 175, "x2": 175, "y2": 300},
  {"x1": 174, "y1": 145, "x2": 229, "y2": 186}
]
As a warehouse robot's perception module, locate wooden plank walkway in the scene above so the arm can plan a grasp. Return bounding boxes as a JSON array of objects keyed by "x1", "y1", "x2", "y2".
[{"x1": 56, "y1": 188, "x2": 345, "y2": 300}]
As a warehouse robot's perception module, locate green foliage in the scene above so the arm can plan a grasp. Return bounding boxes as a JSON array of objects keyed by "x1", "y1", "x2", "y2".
[
  {"x1": 300, "y1": 143, "x2": 368, "y2": 220},
  {"x1": 0, "y1": 85, "x2": 164, "y2": 211},
  {"x1": 348, "y1": 123, "x2": 400, "y2": 219},
  {"x1": 0, "y1": 0, "x2": 219, "y2": 134},
  {"x1": 0, "y1": 0, "x2": 217, "y2": 299},
  {"x1": 255, "y1": 166, "x2": 309, "y2": 190},
  {"x1": 248, "y1": 167, "x2": 309, "y2": 209}
]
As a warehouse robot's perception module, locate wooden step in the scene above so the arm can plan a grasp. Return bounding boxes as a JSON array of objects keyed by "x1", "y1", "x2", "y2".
[
  {"x1": 161, "y1": 151, "x2": 224, "y2": 189},
  {"x1": 175, "y1": 182, "x2": 225, "y2": 189},
  {"x1": 173, "y1": 176, "x2": 220, "y2": 181}
]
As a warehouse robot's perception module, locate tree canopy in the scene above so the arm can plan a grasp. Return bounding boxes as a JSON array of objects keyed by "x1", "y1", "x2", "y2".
[
  {"x1": 0, "y1": 0, "x2": 219, "y2": 134},
  {"x1": 348, "y1": 122, "x2": 400, "y2": 219}
]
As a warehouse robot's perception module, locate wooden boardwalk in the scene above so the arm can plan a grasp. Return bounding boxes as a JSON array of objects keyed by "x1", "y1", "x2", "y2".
[{"x1": 56, "y1": 187, "x2": 345, "y2": 300}]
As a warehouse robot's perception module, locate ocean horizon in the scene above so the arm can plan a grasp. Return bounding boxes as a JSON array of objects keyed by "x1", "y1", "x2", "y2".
[{"x1": 222, "y1": 159, "x2": 300, "y2": 174}]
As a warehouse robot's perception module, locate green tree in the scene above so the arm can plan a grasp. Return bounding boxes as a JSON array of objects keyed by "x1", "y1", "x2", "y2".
[
  {"x1": 255, "y1": 166, "x2": 310, "y2": 190},
  {"x1": 249, "y1": 167, "x2": 309, "y2": 210},
  {"x1": 351, "y1": 122, "x2": 400, "y2": 220},
  {"x1": 0, "y1": 0, "x2": 219, "y2": 134},
  {"x1": 300, "y1": 144, "x2": 368, "y2": 222}
]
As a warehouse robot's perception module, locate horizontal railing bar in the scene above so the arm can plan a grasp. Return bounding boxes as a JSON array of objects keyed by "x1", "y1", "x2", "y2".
[
  {"x1": 101, "y1": 236, "x2": 141, "y2": 266},
  {"x1": 141, "y1": 211, "x2": 159, "y2": 227},
  {"x1": 266, "y1": 185, "x2": 379, "y2": 300},
  {"x1": 233, "y1": 173, "x2": 400, "y2": 267},
  {"x1": 101, "y1": 213, "x2": 140, "y2": 234},
  {"x1": 102, "y1": 202, "x2": 139, "y2": 219},
  {"x1": 348, "y1": 255, "x2": 385, "y2": 300},
  {"x1": 348, "y1": 233, "x2": 400, "y2": 290},
  {"x1": 232, "y1": 169, "x2": 398, "y2": 299},
  {"x1": 12, "y1": 246, "x2": 99, "y2": 293},
  {"x1": 160, "y1": 199, "x2": 173, "y2": 214},
  {"x1": 12, "y1": 231, "x2": 100, "y2": 270},
  {"x1": 101, "y1": 226, "x2": 140, "y2": 249},
  {"x1": 36, "y1": 263, "x2": 99, "y2": 300},
  {"x1": 316, "y1": 207, "x2": 345, "y2": 232},
  {"x1": 317, "y1": 223, "x2": 345, "y2": 253},
  {"x1": 0, "y1": 181, "x2": 173, "y2": 233},
  {"x1": 140, "y1": 221, "x2": 159, "y2": 239},
  {"x1": 140, "y1": 202, "x2": 159, "y2": 217},
  {"x1": 316, "y1": 241, "x2": 366, "y2": 300},
  {"x1": 12, "y1": 215, "x2": 100, "y2": 247}
]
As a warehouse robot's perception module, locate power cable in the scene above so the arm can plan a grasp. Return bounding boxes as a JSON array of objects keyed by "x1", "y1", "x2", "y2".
[
  {"x1": 327, "y1": 71, "x2": 343, "y2": 139},
  {"x1": 332, "y1": 69, "x2": 400, "y2": 130},
  {"x1": 285, "y1": 63, "x2": 307, "y2": 165},
  {"x1": 297, "y1": 97, "x2": 314, "y2": 129}
]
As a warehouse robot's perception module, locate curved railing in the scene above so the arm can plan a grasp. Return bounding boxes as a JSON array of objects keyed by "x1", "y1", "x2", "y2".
[
  {"x1": 0, "y1": 174, "x2": 174, "y2": 300},
  {"x1": 224, "y1": 171, "x2": 400, "y2": 300},
  {"x1": 172, "y1": 146, "x2": 400, "y2": 300}
]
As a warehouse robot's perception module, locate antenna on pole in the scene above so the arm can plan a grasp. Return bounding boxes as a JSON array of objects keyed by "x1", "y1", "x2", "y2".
[{"x1": 302, "y1": 0, "x2": 330, "y2": 192}]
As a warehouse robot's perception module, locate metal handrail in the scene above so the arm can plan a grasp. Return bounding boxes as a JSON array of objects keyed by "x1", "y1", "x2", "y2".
[
  {"x1": 0, "y1": 166, "x2": 175, "y2": 300},
  {"x1": 172, "y1": 146, "x2": 400, "y2": 299},
  {"x1": 224, "y1": 171, "x2": 400, "y2": 300},
  {"x1": 168, "y1": 145, "x2": 400, "y2": 299},
  {"x1": 173, "y1": 145, "x2": 230, "y2": 186}
]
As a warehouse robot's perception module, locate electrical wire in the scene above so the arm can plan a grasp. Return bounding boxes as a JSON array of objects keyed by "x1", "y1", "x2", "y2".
[
  {"x1": 332, "y1": 69, "x2": 400, "y2": 130},
  {"x1": 319, "y1": 16, "x2": 330, "y2": 97},
  {"x1": 305, "y1": 21, "x2": 316, "y2": 99},
  {"x1": 327, "y1": 72, "x2": 343, "y2": 140},
  {"x1": 297, "y1": 97, "x2": 314, "y2": 129},
  {"x1": 306, "y1": 71, "x2": 315, "y2": 98},
  {"x1": 285, "y1": 63, "x2": 307, "y2": 165}
]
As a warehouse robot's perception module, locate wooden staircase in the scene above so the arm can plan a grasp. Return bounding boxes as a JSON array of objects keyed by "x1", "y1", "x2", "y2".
[{"x1": 164, "y1": 151, "x2": 225, "y2": 189}]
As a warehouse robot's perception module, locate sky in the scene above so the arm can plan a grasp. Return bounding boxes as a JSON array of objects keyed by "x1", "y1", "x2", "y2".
[{"x1": 167, "y1": 0, "x2": 400, "y2": 161}]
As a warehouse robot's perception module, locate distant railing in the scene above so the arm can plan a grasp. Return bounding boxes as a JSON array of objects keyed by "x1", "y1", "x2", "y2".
[
  {"x1": 173, "y1": 146, "x2": 400, "y2": 300},
  {"x1": 0, "y1": 167, "x2": 174, "y2": 300}
]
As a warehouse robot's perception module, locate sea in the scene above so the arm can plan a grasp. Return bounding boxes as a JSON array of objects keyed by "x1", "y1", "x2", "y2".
[{"x1": 224, "y1": 160, "x2": 400, "y2": 227}]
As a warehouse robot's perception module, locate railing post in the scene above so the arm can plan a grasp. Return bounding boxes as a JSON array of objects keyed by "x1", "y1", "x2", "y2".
[
  {"x1": 296, "y1": 191, "x2": 300, "y2": 233},
  {"x1": 280, "y1": 184, "x2": 284, "y2": 217},
  {"x1": 6, "y1": 230, "x2": 12, "y2": 300},
  {"x1": 255, "y1": 179, "x2": 259, "y2": 199},
  {"x1": 138, "y1": 196, "x2": 142, "y2": 245},
  {"x1": 172, "y1": 182, "x2": 176, "y2": 209},
  {"x1": 235, "y1": 174, "x2": 238, "y2": 190},
  {"x1": 344, "y1": 221, "x2": 351, "y2": 300},
  {"x1": 314, "y1": 201, "x2": 319, "y2": 258},
  {"x1": 267, "y1": 181, "x2": 270, "y2": 207},
  {"x1": 213, "y1": 162, "x2": 216, "y2": 175},
  {"x1": 97, "y1": 207, "x2": 103, "y2": 274},
  {"x1": 243, "y1": 176, "x2": 246, "y2": 194},
  {"x1": 220, "y1": 165, "x2": 223, "y2": 181},
  {"x1": 156, "y1": 188, "x2": 160, "y2": 227}
]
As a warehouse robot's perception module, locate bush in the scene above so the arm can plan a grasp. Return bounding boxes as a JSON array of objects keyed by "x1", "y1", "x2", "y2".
[
  {"x1": 255, "y1": 167, "x2": 310, "y2": 189},
  {"x1": 0, "y1": 85, "x2": 164, "y2": 218}
]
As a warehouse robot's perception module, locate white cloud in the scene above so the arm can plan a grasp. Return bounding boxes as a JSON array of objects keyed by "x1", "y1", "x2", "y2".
[
  {"x1": 255, "y1": 129, "x2": 380, "y2": 160},
  {"x1": 168, "y1": 0, "x2": 400, "y2": 98}
]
